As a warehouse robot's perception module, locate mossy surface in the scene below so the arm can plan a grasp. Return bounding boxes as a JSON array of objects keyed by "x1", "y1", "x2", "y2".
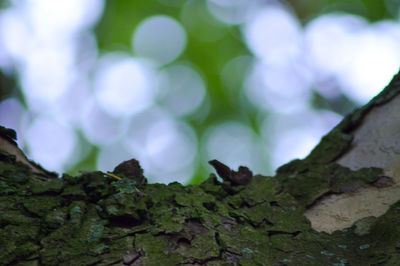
[
  {"x1": 276, "y1": 161, "x2": 382, "y2": 208},
  {"x1": 2, "y1": 72, "x2": 400, "y2": 265},
  {"x1": 1, "y1": 148, "x2": 399, "y2": 265}
]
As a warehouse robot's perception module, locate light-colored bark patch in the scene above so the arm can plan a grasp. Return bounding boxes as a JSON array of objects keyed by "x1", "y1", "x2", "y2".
[
  {"x1": 305, "y1": 95, "x2": 400, "y2": 233},
  {"x1": 0, "y1": 136, "x2": 45, "y2": 174},
  {"x1": 305, "y1": 178, "x2": 400, "y2": 233}
]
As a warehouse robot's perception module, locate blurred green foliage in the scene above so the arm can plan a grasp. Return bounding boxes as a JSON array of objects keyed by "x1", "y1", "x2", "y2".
[
  {"x1": 1, "y1": 0, "x2": 399, "y2": 184},
  {"x1": 288, "y1": 0, "x2": 390, "y2": 22},
  {"x1": 95, "y1": 0, "x2": 255, "y2": 183}
]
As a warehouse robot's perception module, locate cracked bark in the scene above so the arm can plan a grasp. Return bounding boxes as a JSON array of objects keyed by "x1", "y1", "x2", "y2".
[{"x1": 1, "y1": 71, "x2": 400, "y2": 265}]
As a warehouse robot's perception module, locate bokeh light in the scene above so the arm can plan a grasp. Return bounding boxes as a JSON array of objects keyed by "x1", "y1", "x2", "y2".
[
  {"x1": 243, "y1": 5, "x2": 302, "y2": 65},
  {"x1": 80, "y1": 99, "x2": 127, "y2": 146},
  {"x1": 245, "y1": 60, "x2": 313, "y2": 112},
  {"x1": 1, "y1": 0, "x2": 400, "y2": 183},
  {"x1": 262, "y1": 109, "x2": 342, "y2": 170},
  {"x1": 93, "y1": 53, "x2": 157, "y2": 117},
  {"x1": 25, "y1": 116, "x2": 77, "y2": 172},
  {"x1": 0, "y1": 98, "x2": 27, "y2": 146},
  {"x1": 123, "y1": 107, "x2": 198, "y2": 184},
  {"x1": 305, "y1": 13, "x2": 400, "y2": 103},
  {"x1": 132, "y1": 15, "x2": 187, "y2": 65},
  {"x1": 206, "y1": 0, "x2": 258, "y2": 25},
  {"x1": 158, "y1": 64, "x2": 206, "y2": 116}
]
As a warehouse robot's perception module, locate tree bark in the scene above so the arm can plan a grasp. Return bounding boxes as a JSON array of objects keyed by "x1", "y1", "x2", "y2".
[{"x1": 1, "y1": 72, "x2": 400, "y2": 265}]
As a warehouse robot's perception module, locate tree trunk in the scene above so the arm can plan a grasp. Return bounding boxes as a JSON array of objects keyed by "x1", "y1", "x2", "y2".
[{"x1": 2, "y1": 72, "x2": 400, "y2": 265}]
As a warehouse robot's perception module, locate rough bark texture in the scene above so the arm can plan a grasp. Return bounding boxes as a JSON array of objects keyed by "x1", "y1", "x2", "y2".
[{"x1": 1, "y1": 72, "x2": 400, "y2": 265}]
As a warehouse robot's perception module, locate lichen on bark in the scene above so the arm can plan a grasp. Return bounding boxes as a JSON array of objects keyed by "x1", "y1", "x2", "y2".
[
  {"x1": 2, "y1": 71, "x2": 400, "y2": 265},
  {"x1": 0, "y1": 148, "x2": 399, "y2": 265}
]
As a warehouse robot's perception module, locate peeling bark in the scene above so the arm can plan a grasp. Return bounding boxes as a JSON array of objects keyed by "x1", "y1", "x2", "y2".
[
  {"x1": 304, "y1": 72, "x2": 400, "y2": 233},
  {"x1": 1, "y1": 72, "x2": 400, "y2": 265}
]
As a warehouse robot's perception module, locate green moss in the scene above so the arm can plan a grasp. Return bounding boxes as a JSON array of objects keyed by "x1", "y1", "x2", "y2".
[
  {"x1": 68, "y1": 201, "x2": 87, "y2": 227},
  {"x1": 0, "y1": 224, "x2": 40, "y2": 264},
  {"x1": 111, "y1": 178, "x2": 137, "y2": 194},
  {"x1": 330, "y1": 165, "x2": 382, "y2": 193},
  {"x1": 270, "y1": 234, "x2": 294, "y2": 252},
  {"x1": 276, "y1": 162, "x2": 383, "y2": 207},
  {"x1": 199, "y1": 174, "x2": 228, "y2": 199},
  {"x1": 306, "y1": 131, "x2": 353, "y2": 164},
  {"x1": 2, "y1": 108, "x2": 400, "y2": 265},
  {"x1": 0, "y1": 180, "x2": 16, "y2": 195},
  {"x1": 151, "y1": 208, "x2": 185, "y2": 234},
  {"x1": 43, "y1": 208, "x2": 67, "y2": 229},
  {"x1": 276, "y1": 163, "x2": 331, "y2": 207},
  {"x1": 93, "y1": 243, "x2": 109, "y2": 255},
  {"x1": 1, "y1": 166, "x2": 398, "y2": 265},
  {"x1": 23, "y1": 196, "x2": 61, "y2": 217},
  {"x1": 0, "y1": 157, "x2": 31, "y2": 196},
  {"x1": 61, "y1": 183, "x2": 87, "y2": 199},
  {"x1": 182, "y1": 230, "x2": 220, "y2": 259},
  {"x1": 31, "y1": 178, "x2": 64, "y2": 194},
  {"x1": 135, "y1": 233, "x2": 183, "y2": 265}
]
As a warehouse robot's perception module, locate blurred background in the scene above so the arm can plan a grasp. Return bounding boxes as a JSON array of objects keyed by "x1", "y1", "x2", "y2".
[{"x1": 0, "y1": 0, "x2": 399, "y2": 184}]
